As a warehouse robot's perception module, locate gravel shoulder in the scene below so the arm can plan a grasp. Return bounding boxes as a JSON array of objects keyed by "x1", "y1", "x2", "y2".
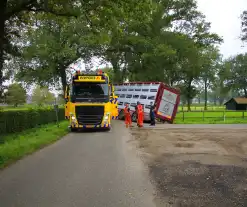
[{"x1": 130, "y1": 126, "x2": 247, "y2": 207}]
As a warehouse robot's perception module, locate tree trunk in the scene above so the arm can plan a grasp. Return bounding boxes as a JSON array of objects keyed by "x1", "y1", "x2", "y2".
[
  {"x1": 187, "y1": 97, "x2": 191, "y2": 111},
  {"x1": 110, "y1": 58, "x2": 121, "y2": 83},
  {"x1": 0, "y1": 0, "x2": 7, "y2": 99},
  {"x1": 219, "y1": 98, "x2": 224, "y2": 105},
  {"x1": 244, "y1": 88, "x2": 247, "y2": 98},
  {"x1": 187, "y1": 81, "x2": 192, "y2": 111},
  {"x1": 214, "y1": 95, "x2": 217, "y2": 106},
  {"x1": 204, "y1": 80, "x2": 208, "y2": 110},
  {"x1": 121, "y1": 65, "x2": 127, "y2": 82}
]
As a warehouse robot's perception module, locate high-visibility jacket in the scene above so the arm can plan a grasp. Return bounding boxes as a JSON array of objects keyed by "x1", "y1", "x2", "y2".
[
  {"x1": 137, "y1": 104, "x2": 143, "y2": 113},
  {"x1": 124, "y1": 106, "x2": 128, "y2": 115}
]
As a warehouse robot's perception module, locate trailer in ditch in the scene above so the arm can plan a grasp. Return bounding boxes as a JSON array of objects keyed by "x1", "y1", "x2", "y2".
[{"x1": 114, "y1": 82, "x2": 180, "y2": 123}]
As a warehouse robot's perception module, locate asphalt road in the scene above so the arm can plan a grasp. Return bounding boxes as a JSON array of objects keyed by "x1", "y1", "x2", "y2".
[{"x1": 0, "y1": 121, "x2": 156, "y2": 207}]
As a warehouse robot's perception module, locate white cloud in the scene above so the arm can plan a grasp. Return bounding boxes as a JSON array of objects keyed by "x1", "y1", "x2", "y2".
[{"x1": 197, "y1": 0, "x2": 247, "y2": 57}]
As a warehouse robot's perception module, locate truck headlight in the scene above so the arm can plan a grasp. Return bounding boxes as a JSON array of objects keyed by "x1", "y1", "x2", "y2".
[
  {"x1": 71, "y1": 115, "x2": 76, "y2": 120},
  {"x1": 104, "y1": 113, "x2": 110, "y2": 120}
]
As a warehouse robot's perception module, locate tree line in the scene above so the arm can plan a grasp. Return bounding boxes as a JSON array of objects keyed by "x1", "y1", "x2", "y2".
[
  {"x1": 2, "y1": 83, "x2": 63, "y2": 107},
  {"x1": 1, "y1": 0, "x2": 247, "y2": 111}
]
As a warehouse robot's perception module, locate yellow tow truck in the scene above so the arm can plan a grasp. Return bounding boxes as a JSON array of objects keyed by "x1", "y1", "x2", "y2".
[{"x1": 64, "y1": 70, "x2": 118, "y2": 131}]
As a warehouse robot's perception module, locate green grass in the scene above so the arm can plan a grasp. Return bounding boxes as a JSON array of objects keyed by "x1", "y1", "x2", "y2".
[
  {"x1": 0, "y1": 121, "x2": 69, "y2": 169},
  {"x1": 174, "y1": 111, "x2": 247, "y2": 124}
]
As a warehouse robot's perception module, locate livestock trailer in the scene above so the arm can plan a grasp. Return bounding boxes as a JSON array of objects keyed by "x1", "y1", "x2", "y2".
[{"x1": 114, "y1": 82, "x2": 180, "y2": 123}]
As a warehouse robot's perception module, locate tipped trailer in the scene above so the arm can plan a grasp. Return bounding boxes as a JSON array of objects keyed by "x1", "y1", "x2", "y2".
[{"x1": 114, "y1": 82, "x2": 180, "y2": 124}]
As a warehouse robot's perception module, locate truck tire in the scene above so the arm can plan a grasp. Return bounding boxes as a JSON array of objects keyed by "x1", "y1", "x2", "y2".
[{"x1": 70, "y1": 127, "x2": 77, "y2": 132}]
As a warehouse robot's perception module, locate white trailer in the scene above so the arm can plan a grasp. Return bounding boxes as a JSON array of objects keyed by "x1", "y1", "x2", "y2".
[{"x1": 114, "y1": 82, "x2": 180, "y2": 123}]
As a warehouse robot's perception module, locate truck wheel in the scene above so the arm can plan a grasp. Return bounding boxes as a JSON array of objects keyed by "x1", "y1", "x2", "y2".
[
  {"x1": 70, "y1": 127, "x2": 77, "y2": 132},
  {"x1": 131, "y1": 112, "x2": 137, "y2": 122}
]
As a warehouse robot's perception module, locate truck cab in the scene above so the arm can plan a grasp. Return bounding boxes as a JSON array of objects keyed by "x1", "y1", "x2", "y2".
[{"x1": 65, "y1": 70, "x2": 114, "y2": 131}]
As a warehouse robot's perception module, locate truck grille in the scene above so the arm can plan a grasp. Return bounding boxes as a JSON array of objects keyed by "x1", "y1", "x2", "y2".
[{"x1": 75, "y1": 106, "x2": 104, "y2": 125}]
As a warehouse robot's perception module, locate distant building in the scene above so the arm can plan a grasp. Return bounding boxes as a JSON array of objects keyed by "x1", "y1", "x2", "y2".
[{"x1": 224, "y1": 97, "x2": 247, "y2": 111}]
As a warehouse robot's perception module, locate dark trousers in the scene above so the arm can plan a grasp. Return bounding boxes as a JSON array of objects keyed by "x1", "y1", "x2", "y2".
[{"x1": 150, "y1": 114, "x2": 155, "y2": 125}]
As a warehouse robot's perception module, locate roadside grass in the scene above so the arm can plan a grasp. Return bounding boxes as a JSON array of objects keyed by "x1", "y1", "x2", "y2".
[
  {"x1": 0, "y1": 121, "x2": 68, "y2": 169},
  {"x1": 175, "y1": 111, "x2": 247, "y2": 124}
]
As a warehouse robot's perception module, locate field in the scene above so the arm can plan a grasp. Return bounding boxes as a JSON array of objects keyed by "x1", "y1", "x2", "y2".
[
  {"x1": 174, "y1": 110, "x2": 247, "y2": 124},
  {"x1": 174, "y1": 104, "x2": 247, "y2": 124},
  {"x1": 129, "y1": 126, "x2": 247, "y2": 207}
]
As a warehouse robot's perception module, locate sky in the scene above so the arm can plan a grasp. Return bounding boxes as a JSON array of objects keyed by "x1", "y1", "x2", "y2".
[{"x1": 196, "y1": 0, "x2": 247, "y2": 58}]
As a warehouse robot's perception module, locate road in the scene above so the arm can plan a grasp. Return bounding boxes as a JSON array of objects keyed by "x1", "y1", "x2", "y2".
[{"x1": 0, "y1": 121, "x2": 156, "y2": 207}]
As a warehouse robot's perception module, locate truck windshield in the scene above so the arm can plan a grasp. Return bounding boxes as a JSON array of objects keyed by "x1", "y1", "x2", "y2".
[{"x1": 71, "y1": 82, "x2": 109, "y2": 102}]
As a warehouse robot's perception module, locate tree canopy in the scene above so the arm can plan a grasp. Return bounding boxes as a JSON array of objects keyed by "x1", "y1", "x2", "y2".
[
  {"x1": 32, "y1": 85, "x2": 55, "y2": 105},
  {"x1": 5, "y1": 83, "x2": 27, "y2": 106},
  {"x1": 1, "y1": 0, "x2": 247, "y2": 110}
]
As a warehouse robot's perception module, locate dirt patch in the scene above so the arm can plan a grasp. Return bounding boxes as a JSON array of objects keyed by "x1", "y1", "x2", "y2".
[
  {"x1": 130, "y1": 128, "x2": 247, "y2": 207},
  {"x1": 174, "y1": 142, "x2": 194, "y2": 148}
]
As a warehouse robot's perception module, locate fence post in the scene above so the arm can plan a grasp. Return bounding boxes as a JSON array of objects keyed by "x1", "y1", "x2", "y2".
[
  {"x1": 223, "y1": 111, "x2": 225, "y2": 122},
  {"x1": 242, "y1": 111, "x2": 245, "y2": 119},
  {"x1": 183, "y1": 111, "x2": 185, "y2": 122},
  {"x1": 203, "y1": 111, "x2": 204, "y2": 122}
]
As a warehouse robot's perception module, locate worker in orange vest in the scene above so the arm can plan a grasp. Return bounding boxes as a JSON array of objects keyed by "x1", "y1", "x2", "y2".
[
  {"x1": 136, "y1": 101, "x2": 144, "y2": 127},
  {"x1": 124, "y1": 103, "x2": 132, "y2": 128}
]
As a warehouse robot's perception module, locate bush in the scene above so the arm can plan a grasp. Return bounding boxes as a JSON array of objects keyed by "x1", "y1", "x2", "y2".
[{"x1": 0, "y1": 107, "x2": 65, "y2": 142}]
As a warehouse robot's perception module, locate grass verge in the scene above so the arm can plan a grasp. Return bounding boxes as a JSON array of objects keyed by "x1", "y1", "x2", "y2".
[{"x1": 0, "y1": 121, "x2": 68, "y2": 169}]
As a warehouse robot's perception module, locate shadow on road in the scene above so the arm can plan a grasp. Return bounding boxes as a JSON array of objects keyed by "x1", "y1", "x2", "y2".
[{"x1": 70, "y1": 128, "x2": 111, "y2": 133}]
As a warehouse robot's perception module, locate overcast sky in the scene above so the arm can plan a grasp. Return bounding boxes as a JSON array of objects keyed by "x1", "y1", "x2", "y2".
[{"x1": 197, "y1": 0, "x2": 247, "y2": 58}]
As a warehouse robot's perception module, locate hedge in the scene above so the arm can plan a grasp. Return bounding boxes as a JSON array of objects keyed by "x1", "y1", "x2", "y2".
[{"x1": 0, "y1": 107, "x2": 65, "y2": 143}]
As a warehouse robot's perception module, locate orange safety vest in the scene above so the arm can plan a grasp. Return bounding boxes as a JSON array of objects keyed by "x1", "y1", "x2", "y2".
[{"x1": 137, "y1": 104, "x2": 143, "y2": 113}]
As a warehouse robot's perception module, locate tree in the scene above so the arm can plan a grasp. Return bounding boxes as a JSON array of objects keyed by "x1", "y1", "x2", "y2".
[
  {"x1": 210, "y1": 61, "x2": 231, "y2": 105},
  {"x1": 224, "y1": 54, "x2": 247, "y2": 97},
  {"x1": 16, "y1": 0, "x2": 152, "y2": 93},
  {"x1": 5, "y1": 83, "x2": 26, "y2": 107},
  {"x1": 199, "y1": 46, "x2": 221, "y2": 110},
  {"x1": 32, "y1": 85, "x2": 54, "y2": 106},
  {"x1": 0, "y1": 0, "x2": 79, "y2": 98},
  {"x1": 56, "y1": 94, "x2": 65, "y2": 105},
  {"x1": 241, "y1": 10, "x2": 247, "y2": 42}
]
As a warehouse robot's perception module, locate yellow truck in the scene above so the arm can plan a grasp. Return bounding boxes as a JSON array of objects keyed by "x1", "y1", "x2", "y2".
[{"x1": 64, "y1": 70, "x2": 117, "y2": 131}]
